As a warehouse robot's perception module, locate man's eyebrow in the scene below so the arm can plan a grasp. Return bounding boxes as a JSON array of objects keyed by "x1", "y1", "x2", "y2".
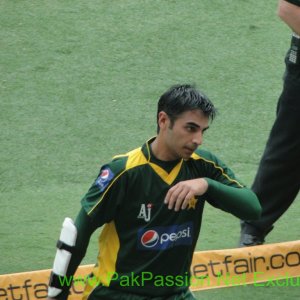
[
  {"x1": 186, "y1": 122, "x2": 210, "y2": 131},
  {"x1": 186, "y1": 122, "x2": 200, "y2": 128}
]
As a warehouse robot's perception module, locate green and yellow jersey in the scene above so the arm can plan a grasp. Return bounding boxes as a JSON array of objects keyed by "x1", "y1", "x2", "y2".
[{"x1": 57, "y1": 137, "x2": 260, "y2": 299}]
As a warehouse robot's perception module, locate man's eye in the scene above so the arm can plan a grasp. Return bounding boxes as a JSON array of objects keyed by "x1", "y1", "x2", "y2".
[{"x1": 186, "y1": 126, "x2": 195, "y2": 132}]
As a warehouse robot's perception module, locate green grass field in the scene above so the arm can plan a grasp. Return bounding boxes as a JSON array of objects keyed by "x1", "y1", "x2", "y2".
[{"x1": 1, "y1": 0, "x2": 299, "y2": 299}]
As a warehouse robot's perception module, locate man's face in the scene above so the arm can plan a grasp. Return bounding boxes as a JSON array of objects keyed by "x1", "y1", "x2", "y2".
[{"x1": 158, "y1": 109, "x2": 210, "y2": 160}]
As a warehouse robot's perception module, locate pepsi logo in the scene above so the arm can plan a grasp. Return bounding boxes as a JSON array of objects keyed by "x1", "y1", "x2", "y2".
[
  {"x1": 138, "y1": 223, "x2": 193, "y2": 251},
  {"x1": 95, "y1": 167, "x2": 114, "y2": 192},
  {"x1": 141, "y1": 230, "x2": 159, "y2": 248},
  {"x1": 100, "y1": 169, "x2": 110, "y2": 179}
]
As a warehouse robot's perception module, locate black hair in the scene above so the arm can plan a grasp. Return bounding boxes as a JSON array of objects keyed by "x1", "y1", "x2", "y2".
[{"x1": 157, "y1": 84, "x2": 216, "y2": 132}]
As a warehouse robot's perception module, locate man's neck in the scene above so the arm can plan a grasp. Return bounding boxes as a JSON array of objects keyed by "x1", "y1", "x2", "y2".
[{"x1": 150, "y1": 137, "x2": 179, "y2": 162}]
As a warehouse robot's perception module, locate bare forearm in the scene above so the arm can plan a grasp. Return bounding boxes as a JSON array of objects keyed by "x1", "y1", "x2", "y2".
[{"x1": 278, "y1": 0, "x2": 300, "y2": 34}]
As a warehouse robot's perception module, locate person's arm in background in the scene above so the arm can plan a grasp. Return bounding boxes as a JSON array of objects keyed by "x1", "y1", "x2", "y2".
[{"x1": 278, "y1": 0, "x2": 300, "y2": 34}]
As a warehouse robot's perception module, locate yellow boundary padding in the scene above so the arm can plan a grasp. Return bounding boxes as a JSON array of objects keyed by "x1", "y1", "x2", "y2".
[
  {"x1": 1, "y1": 240, "x2": 299, "y2": 300},
  {"x1": 190, "y1": 239, "x2": 300, "y2": 290}
]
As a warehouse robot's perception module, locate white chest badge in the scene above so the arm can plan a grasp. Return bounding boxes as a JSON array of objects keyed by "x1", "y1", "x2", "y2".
[{"x1": 137, "y1": 203, "x2": 153, "y2": 222}]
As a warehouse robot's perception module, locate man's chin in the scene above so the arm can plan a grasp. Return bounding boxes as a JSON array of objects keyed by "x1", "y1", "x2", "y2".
[
  {"x1": 182, "y1": 148, "x2": 195, "y2": 158},
  {"x1": 181, "y1": 153, "x2": 193, "y2": 160}
]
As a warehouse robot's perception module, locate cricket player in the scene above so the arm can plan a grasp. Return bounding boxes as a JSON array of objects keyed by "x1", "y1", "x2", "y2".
[{"x1": 47, "y1": 84, "x2": 261, "y2": 300}]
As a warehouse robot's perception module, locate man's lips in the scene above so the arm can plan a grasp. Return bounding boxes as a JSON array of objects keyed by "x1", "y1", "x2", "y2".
[{"x1": 184, "y1": 146, "x2": 197, "y2": 153}]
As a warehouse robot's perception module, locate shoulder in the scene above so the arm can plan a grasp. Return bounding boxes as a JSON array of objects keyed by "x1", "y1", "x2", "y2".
[
  {"x1": 99, "y1": 146, "x2": 147, "y2": 180},
  {"x1": 192, "y1": 148, "x2": 236, "y2": 175},
  {"x1": 192, "y1": 148, "x2": 244, "y2": 187},
  {"x1": 91, "y1": 147, "x2": 143, "y2": 194},
  {"x1": 191, "y1": 148, "x2": 221, "y2": 165}
]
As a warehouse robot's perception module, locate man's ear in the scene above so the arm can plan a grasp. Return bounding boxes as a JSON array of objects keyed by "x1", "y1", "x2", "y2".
[{"x1": 157, "y1": 111, "x2": 169, "y2": 130}]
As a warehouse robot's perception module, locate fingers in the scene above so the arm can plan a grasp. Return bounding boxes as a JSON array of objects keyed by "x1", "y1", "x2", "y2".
[
  {"x1": 165, "y1": 183, "x2": 194, "y2": 211},
  {"x1": 164, "y1": 179, "x2": 208, "y2": 211},
  {"x1": 181, "y1": 191, "x2": 194, "y2": 210}
]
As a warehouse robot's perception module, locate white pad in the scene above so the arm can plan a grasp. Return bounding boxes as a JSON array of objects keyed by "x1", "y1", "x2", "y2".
[{"x1": 48, "y1": 217, "x2": 77, "y2": 298}]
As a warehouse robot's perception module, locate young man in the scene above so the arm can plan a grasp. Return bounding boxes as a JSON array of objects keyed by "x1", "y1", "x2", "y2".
[
  {"x1": 47, "y1": 84, "x2": 261, "y2": 300},
  {"x1": 239, "y1": 0, "x2": 300, "y2": 247}
]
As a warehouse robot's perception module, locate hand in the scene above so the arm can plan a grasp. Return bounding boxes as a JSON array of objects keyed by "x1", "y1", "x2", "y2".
[{"x1": 164, "y1": 178, "x2": 208, "y2": 211}]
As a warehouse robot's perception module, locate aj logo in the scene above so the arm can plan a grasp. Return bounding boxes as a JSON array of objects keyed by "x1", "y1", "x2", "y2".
[{"x1": 137, "y1": 203, "x2": 153, "y2": 222}]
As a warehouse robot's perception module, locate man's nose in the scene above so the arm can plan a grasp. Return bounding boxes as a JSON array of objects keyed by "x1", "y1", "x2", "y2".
[{"x1": 192, "y1": 132, "x2": 203, "y2": 146}]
